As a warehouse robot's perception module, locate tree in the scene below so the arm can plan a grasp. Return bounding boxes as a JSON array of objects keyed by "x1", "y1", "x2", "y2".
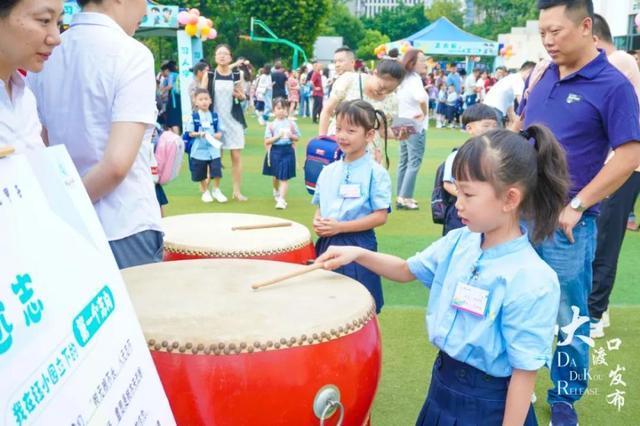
[
  {"x1": 356, "y1": 29, "x2": 390, "y2": 61},
  {"x1": 467, "y1": 0, "x2": 538, "y2": 40},
  {"x1": 320, "y1": 0, "x2": 366, "y2": 50},
  {"x1": 236, "y1": 0, "x2": 331, "y2": 60},
  {"x1": 425, "y1": 0, "x2": 464, "y2": 28},
  {"x1": 363, "y1": 4, "x2": 430, "y2": 42}
]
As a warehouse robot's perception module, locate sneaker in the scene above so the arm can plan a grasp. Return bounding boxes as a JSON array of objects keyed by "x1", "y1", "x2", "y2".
[
  {"x1": 273, "y1": 189, "x2": 280, "y2": 200},
  {"x1": 590, "y1": 318, "x2": 605, "y2": 339},
  {"x1": 396, "y1": 197, "x2": 407, "y2": 210},
  {"x1": 404, "y1": 199, "x2": 419, "y2": 210},
  {"x1": 436, "y1": 122, "x2": 443, "y2": 129},
  {"x1": 531, "y1": 393, "x2": 537, "y2": 404},
  {"x1": 602, "y1": 310, "x2": 610, "y2": 328},
  {"x1": 550, "y1": 402, "x2": 579, "y2": 426},
  {"x1": 275, "y1": 197, "x2": 287, "y2": 209},
  {"x1": 201, "y1": 190, "x2": 213, "y2": 203},
  {"x1": 211, "y1": 188, "x2": 228, "y2": 203}
]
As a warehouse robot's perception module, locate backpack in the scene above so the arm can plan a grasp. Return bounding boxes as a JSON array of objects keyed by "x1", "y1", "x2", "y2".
[
  {"x1": 182, "y1": 111, "x2": 219, "y2": 155},
  {"x1": 431, "y1": 148, "x2": 457, "y2": 224},
  {"x1": 155, "y1": 130, "x2": 185, "y2": 185},
  {"x1": 304, "y1": 136, "x2": 342, "y2": 195}
]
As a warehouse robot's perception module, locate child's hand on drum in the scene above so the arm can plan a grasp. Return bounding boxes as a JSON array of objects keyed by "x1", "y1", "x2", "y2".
[{"x1": 316, "y1": 246, "x2": 363, "y2": 270}]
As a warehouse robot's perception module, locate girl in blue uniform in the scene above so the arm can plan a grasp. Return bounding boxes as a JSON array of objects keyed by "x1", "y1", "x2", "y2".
[
  {"x1": 312, "y1": 99, "x2": 391, "y2": 313},
  {"x1": 317, "y1": 126, "x2": 570, "y2": 425}
]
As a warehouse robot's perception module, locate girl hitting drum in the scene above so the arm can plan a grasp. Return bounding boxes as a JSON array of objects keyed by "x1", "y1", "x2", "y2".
[
  {"x1": 317, "y1": 126, "x2": 570, "y2": 425},
  {"x1": 312, "y1": 100, "x2": 391, "y2": 313}
]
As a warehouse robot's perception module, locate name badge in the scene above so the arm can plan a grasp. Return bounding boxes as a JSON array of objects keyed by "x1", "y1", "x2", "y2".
[
  {"x1": 451, "y1": 282, "x2": 489, "y2": 317},
  {"x1": 339, "y1": 183, "x2": 361, "y2": 199}
]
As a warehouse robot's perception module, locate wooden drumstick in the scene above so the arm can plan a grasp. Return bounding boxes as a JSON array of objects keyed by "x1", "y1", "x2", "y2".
[
  {"x1": 232, "y1": 222, "x2": 292, "y2": 231},
  {"x1": 252, "y1": 263, "x2": 325, "y2": 290}
]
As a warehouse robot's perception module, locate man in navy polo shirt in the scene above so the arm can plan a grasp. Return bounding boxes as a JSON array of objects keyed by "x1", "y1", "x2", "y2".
[{"x1": 518, "y1": 1, "x2": 640, "y2": 425}]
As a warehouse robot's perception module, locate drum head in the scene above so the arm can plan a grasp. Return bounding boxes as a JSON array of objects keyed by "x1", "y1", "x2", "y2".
[
  {"x1": 122, "y1": 259, "x2": 376, "y2": 355},
  {"x1": 162, "y1": 213, "x2": 312, "y2": 257}
]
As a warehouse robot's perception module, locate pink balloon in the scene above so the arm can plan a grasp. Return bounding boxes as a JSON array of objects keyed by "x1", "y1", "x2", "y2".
[
  {"x1": 177, "y1": 11, "x2": 190, "y2": 25},
  {"x1": 188, "y1": 14, "x2": 198, "y2": 25},
  {"x1": 189, "y1": 8, "x2": 200, "y2": 17},
  {"x1": 635, "y1": 13, "x2": 640, "y2": 28},
  {"x1": 207, "y1": 29, "x2": 217, "y2": 40}
]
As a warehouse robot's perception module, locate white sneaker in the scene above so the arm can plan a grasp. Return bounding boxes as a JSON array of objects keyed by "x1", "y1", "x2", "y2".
[
  {"x1": 273, "y1": 189, "x2": 280, "y2": 200},
  {"x1": 531, "y1": 393, "x2": 537, "y2": 404},
  {"x1": 211, "y1": 188, "x2": 228, "y2": 203},
  {"x1": 436, "y1": 122, "x2": 443, "y2": 129},
  {"x1": 590, "y1": 319, "x2": 605, "y2": 339},
  {"x1": 602, "y1": 310, "x2": 610, "y2": 328},
  {"x1": 275, "y1": 197, "x2": 287, "y2": 209},
  {"x1": 201, "y1": 190, "x2": 213, "y2": 203}
]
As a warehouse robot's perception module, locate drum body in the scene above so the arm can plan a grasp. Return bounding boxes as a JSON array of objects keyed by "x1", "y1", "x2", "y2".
[
  {"x1": 123, "y1": 259, "x2": 381, "y2": 426},
  {"x1": 162, "y1": 213, "x2": 315, "y2": 264}
]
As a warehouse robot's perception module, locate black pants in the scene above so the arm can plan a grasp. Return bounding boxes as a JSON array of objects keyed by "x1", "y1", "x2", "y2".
[
  {"x1": 312, "y1": 95, "x2": 323, "y2": 123},
  {"x1": 589, "y1": 171, "x2": 640, "y2": 320}
]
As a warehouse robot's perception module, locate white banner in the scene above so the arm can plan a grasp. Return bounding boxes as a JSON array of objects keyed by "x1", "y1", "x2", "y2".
[{"x1": 0, "y1": 148, "x2": 175, "y2": 426}]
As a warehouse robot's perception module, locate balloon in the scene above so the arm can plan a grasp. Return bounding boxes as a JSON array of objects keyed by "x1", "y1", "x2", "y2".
[
  {"x1": 185, "y1": 23, "x2": 197, "y2": 37},
  {"x1": 189, "y1": 8, "x2": 200, "y2": 16},
  {"x1": 500, "y1": 47, "x2": 506, "y2": 56},
  {"x1": 207, "y1": 29, "x2": 218, "y2": 40},
  {"x1": 197, "y1": 16, "x2": 207, "y2": 30},
  {"x1": 201, "y1": 26, "x2": 210, "y2": 38},
  {"x1": 177, "y1": 11, "x2": 190, "y2": 25},
  {"x1": 187, "y1": 14, "x2": 198, "y2": 25},
  {"x1": 376, "y1": 52, "x2": 385, "y2": 59},
  {"x1": 206, "y1": 19, "x2": 213, "y2": 28}
]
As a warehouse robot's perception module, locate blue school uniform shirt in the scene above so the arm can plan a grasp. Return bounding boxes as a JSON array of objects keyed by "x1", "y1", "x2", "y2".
[
  {"x1": 311, "y1": 153, "x2": 391, "y2": 221},
  {"x1": 187, "y1": 110, "x2": 221, "y2": 161},
  {"x1": 264, "y1": 118, "x2": 300, "y2": 146},
  {"x1": 407, "y1": 226, "x2": 560, "y2": 378}
]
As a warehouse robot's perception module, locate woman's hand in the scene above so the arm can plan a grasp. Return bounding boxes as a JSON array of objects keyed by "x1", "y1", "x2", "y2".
[{"x1": 316, "y1": 246, "x2": 363, "y2": 270}]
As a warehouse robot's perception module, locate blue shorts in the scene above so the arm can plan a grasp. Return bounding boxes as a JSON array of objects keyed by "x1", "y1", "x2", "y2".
[
  {"x1": 190, "y1": 157, "x2": 222, "y2": 182},
  {"x1": 109, "y1": 229, "x2": 163, "y2": 270}
]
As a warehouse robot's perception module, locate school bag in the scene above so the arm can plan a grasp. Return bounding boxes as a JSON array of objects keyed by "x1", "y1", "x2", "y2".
[
  {"x1": 154, "y1": 129, "x2": 184, "y2": 185},
  {"x1": 430, "y1": 148, "x2": 457, "y2": 224},
  {"x1": 182, "y1": 111, "x2": 219, "y2": 155},
  {"x1": 304, "y1": 136, "x2": 342, "y2": 195}
]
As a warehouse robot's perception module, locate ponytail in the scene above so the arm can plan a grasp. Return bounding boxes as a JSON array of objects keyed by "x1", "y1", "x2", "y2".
[
  {"x1": 374, "y1": 109, "x2": 389, "y2": 169},
  {"x1": 521, "y1": 124, "x2": 570, "y2": 243}
]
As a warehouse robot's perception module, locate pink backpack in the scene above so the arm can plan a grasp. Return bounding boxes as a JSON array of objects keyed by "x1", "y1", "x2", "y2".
[{"x1": 155, "y1": 130, "x2": 185, "y2": 185}]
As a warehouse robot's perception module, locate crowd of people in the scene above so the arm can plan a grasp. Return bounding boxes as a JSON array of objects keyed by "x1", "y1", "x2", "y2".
[{"x1": 2, "y1": 0, "x2": 640, "y2": 425}]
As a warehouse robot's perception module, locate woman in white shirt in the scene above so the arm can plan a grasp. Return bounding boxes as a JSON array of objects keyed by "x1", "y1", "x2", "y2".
[
  {"x1": 395, "y1": 49, "x2": 429, "y2": 210},
  {"x1": 0, "y1": 0, "x2": 61, "y2": 153}
]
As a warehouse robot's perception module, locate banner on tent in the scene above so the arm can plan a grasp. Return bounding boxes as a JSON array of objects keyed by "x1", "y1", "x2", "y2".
[
  {"x1": 413, "y1": 40, "x2": 498, "y2": 56},
  {"x1": 0, "y1": 148, "x2": 175, "y2": 426}
]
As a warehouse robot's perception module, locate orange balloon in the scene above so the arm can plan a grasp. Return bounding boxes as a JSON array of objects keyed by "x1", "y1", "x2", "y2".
[{"x1": 185, "y1": 23, "x2": 197, "y2": 37}]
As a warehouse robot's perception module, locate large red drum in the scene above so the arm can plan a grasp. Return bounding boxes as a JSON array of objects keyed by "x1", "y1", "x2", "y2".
[
  {"x1": 162, "y1": 213, "x2": 315, "y2": 264},
  {"x1": 122, "y1": 259, "x2": 381, "y2": 426}
]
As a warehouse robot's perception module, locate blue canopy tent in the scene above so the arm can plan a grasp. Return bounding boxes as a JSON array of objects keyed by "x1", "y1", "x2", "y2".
[{"x1": 388, "y1": 17, "x2": 498, "y2": 69}]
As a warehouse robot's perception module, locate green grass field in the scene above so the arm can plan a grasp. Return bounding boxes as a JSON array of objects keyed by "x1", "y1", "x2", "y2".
[{"x1": 163, "y1": 115, "x2": 639, "y2": 425}]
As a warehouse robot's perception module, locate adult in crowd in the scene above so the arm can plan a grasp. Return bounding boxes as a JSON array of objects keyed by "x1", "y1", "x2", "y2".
[
  {"x1": 445, "y1": 63, "x2": 461, "y2": 94},
  {"x1": 484, "y1": 61, "x2": 535, "y2": 125},
  {"x1": 333, "y1": 46, "x2": 356, "y2": 77},
  {"x1": 30, "y1": 0, "x2": 163, "y2": 269},
  {"x1": 463, "y1": 67, "x2": 479, "y2": 107},
  {"x1": 517, "y1": 1, "x2": 640, "y2": 424},
  {"x1": 202, "y1": 44, "x2": 248, "y2": 201},
  {"x1": 588, "y1": 13, "x2": 640, "y2": 338},
  {"x1": 0, "y1": 0, "x2": 61, "y2": 153},
  {"x1": 395, "y1": 49, "x2": 429, "y2": 210},
  {"x1": 237, "y1": 57, "x2": 253, "y2": 112},
  {"x1": 163, "y1": 60, "x2": 181, "y2": 134},
  {"x1": 298, "y1": 64, "x2": 311, "y2": 118},
  {"x1": 271, "y1": 60, "x2": 287, "y2": 99},
  {"x1": 310, "y1": 61, "x2": 324, "y2": 124},
  {"x1": 254, "y1": 65, "x2": 272, "y2": 125},
  {"x1": 318, "y1": 59, "x2": 405, "y2": 163},
  {"x1": 188, "y1": 61, "x2": 209, "y2": 105}
]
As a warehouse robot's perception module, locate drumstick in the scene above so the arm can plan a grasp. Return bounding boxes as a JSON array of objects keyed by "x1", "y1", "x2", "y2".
[
  {"x1": 252, "y1": 263, "x2": 325, "y2": 290},
  {"x1": 232, "y1": 222, "x2": 292, "y2": 231},
  {"x1": 0, "y1": 146, "x2": 15, "y2": 158}
]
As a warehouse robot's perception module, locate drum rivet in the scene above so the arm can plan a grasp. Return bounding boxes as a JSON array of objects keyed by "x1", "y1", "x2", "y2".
[
  {"x1": 166, "y1": 346, "x2": 173, "y2": 353},
  {"x1": 204, "y1": 348, "x2": 211, "y2": 355},
  {"x1": 267, "y1": 340, "x2": 273, "y2": 348},
  {"x1": 274, "y1": 343, "x2": 281, "y2": 349},
  {"x1": 214, "y1": 348, "x2": 220, "y2": 355},
  {"x1": 148, "y1": 339, "x2": 156, "y2": 346},
  {"x1": 161, "y1": 340, "x2": 169, "y2": 348},
  {"x1": 218, "y1": 343, "x2": 225, "y2": 350},
  {"x1": 209, "y1": 344, "x2": 217, "y2": 351},
  {"x1": 254, "y1": 341, "x2": 261, "y2": 348},
  {"x1": 280, "y1": 338, "x2": 287, "y2": 345},
  {"x1": 224, "y1": 348, "x2": 231, "y2": 355},
  {"x1": 289, "y1": 337, "x2": 296, "y2": 345},
  {"x1": 312, "y1": 333, "x2": 319, "y2": 341},
  {"x1": 229, "y1": 343, "x2": 237, "y2": 351},
  {"x1": 331, "y1": 329, "x2": 337, "y2": 336},
  {"x1": 240, "y1": 342, "x2": 247, "y2": 350},
  {"x1": 197, "y1": 343, "x2": 204, "y2": 351},
  {"x1": 179, "y1": 346, "x2": 186, "y2": 353},
  {"x1": 186, "y1": 343, "x2": 193, "y2": 349},
  {"x1": 353, "y1": 320, "x2": 358, "y2": 326},
  {"x1": 154, "y1": 344, "x2": 162, "y2": 351},
  {"x1": 338, "y1": 327, "x2": 344, "y2": 333},
  {"x1": 191, "y1": 348, "x2": 198, "y2": 354},
  {"x1": 260, "y1": 344, "x2": 267, "y2": 351},
  {"x1": 172, "y1": 341, "x2": 179, "y2": 349},
  {"x1": 247, "y1": 347, "x2": 254, "y2": 353},
  {"x1": 301, "y1": 334, "x2": 307, "y2": 342}
]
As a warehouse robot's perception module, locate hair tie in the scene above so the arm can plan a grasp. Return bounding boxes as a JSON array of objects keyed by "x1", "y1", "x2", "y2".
[
  {"x1": 520, "y1": 129, "x2": 538, "y2": 149},
  {"x1": 519, "y1": 129, "x2": 530, "y2": 140}
]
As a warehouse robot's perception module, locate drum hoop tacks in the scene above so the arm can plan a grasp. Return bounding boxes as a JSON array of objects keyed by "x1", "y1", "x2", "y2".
[
  {"x1": 146, "y1": 306, "x2": 377, "y2": 356},
  {"x1": 163, "y1": 238, "x2": 312, "y2": 258}
]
